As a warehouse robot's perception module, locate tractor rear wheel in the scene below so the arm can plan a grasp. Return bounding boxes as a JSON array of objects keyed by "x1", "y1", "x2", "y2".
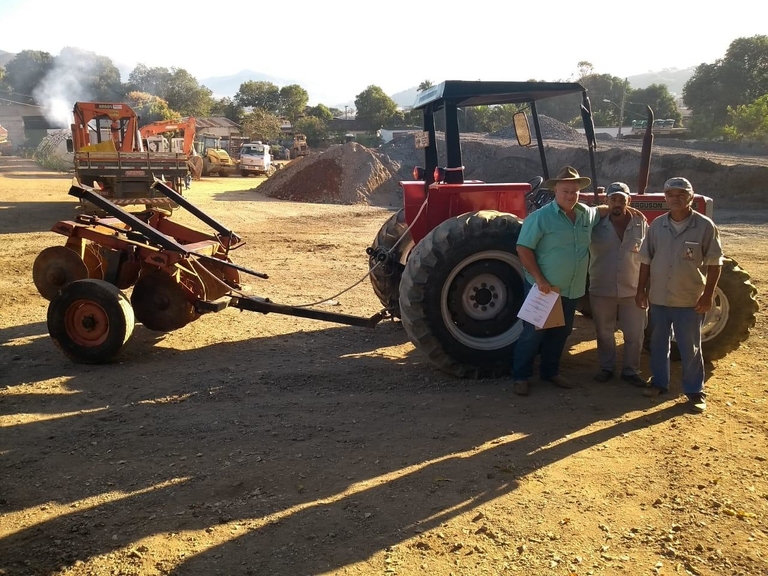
[
  {"x1": 47, "y1": 279, "x2": 135, "y2": 364},
  {"x1": 399, "y1": 211, "x2": 526, "y2": 378},
  {"x1": 368, "y1": 209, "x2": 414, "y2": 318},
  {"x1": 644, "y1": 257, "x2": 758, "y2": 361}
]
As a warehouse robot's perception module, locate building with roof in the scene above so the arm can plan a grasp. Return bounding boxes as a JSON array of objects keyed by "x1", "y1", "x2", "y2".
[{"x1": 0, "y1": 100, "x2": 58, "y2": 151}]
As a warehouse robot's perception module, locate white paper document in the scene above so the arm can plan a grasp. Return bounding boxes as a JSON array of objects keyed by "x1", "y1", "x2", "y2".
[{"x1": 517, "y1": 284, "x2": 561, "y2": 329}]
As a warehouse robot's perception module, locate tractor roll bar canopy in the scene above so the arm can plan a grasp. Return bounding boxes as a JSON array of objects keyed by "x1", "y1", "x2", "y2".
[
  {"x1": 413, "y1": 80, "x2": 586, "y2": 111},
  {"x1": 413, "y1": 80, "x2": 592, "y2": 187}
]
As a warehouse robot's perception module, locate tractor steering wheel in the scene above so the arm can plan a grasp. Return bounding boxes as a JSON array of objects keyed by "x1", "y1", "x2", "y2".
[
  {"x1": 527, "y1": 176, "x2": 544, "y2": 194},
  {"x1": 525, "y1": 176, "x2": 550, "y2": 214}
]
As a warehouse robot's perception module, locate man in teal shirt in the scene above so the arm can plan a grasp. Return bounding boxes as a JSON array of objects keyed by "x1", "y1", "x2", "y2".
[{"x1": 512, "y1": 166, "x2": 603, "y2": 395}]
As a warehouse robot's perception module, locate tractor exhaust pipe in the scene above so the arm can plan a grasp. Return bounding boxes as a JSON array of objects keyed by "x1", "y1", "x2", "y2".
[{"x1": 637, "y1": 106, "x2": 654, "y2": 194}]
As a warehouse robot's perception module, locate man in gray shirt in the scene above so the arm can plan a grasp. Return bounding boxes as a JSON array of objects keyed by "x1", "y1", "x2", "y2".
[
  {"x1": 635, "y1": 177, "x2": 724, "y2": 413},
  {"x1": 589, "y1": 182, "x2": 648, "y2": 386}
]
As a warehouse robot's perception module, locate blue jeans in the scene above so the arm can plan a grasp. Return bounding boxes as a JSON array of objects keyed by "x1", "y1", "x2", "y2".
[
  {"x1": 512, "y1": 282, "x2": 579, "y2": 380},
  {"x1": 649, "y1": 304, "x2": 705, "y2": 395}
]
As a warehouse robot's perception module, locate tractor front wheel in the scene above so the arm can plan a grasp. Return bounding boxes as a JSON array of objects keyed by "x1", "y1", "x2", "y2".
[
  {"x1": 47, "y1": 279, "x2": 135, "y2": 364},
  {"x1": 399, "y1": 211, "x2": 526, "y2": 378},
  {"x1": 368, "y1": 209, "x2": 414, "y2": 318}
]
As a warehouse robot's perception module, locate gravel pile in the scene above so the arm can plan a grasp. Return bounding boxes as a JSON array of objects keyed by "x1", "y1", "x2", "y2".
[{"x1": 491, "y1": 115, "x2": 584, "y2": 143}]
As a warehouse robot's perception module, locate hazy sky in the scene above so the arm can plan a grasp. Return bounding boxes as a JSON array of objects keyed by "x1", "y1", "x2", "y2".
[{"x1": 1, "y1": 0, "x2": 763, "y2": 106}]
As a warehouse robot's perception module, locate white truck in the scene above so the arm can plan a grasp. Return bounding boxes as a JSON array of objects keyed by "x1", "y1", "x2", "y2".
[{"x1": 239, "y1": 141, "x2": 275, "y2": 177}]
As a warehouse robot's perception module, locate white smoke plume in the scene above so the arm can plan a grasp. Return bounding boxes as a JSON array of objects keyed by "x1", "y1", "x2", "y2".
[{"x1": 33, "y1": 47, "x2": 106, "y2": 129}]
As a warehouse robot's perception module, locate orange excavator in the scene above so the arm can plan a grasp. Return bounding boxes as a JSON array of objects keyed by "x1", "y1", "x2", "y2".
[
  {"x1": 69, "y1": 102, "x2": 187, "y2": 210},
  {"x1": 139, "y1": 117, "x2": 203, "y2": 180}
]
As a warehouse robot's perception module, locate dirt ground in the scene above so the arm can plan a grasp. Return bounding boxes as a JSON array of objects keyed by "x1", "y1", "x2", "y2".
[{"x1": 1, "y1": 153, "x2": 767, "y2": 576}]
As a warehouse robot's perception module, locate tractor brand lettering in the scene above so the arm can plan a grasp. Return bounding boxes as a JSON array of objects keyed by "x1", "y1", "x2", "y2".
[
  {"x1": 96, "y1": 104, "x2": 122, "y2": 109},
  {"x1": 631, "y1": 202, "x2": 666, "y2": 210}
]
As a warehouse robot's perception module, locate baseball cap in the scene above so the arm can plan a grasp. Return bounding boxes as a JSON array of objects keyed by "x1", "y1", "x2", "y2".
[
  {"x1": 663, "y1": 177, "x2": 693, "y2": 194},
  {"x1": 605, "y1": 182, "x2": 630, "y2": 197}
]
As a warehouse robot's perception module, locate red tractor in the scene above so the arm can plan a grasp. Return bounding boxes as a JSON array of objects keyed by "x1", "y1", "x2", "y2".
[{"x1": 368, "y1": 80, "x2": 758, "y2": 377}]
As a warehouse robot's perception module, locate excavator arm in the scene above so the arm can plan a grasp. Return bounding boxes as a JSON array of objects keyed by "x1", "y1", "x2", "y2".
[{"x1": 139, "y1": 117, "x2": 197, "y2": 156}]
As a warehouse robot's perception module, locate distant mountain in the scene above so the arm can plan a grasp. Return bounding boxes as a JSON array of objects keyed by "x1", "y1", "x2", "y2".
[
  {"x1": 0, "y1": 50, "x2": 15, "y2": 69},
  {"x1": 391, "y1": 87, "x2": 419, "y2": 108},
  {"x1": 625, "y1": 67, "x2": 697, "y2": 95}
]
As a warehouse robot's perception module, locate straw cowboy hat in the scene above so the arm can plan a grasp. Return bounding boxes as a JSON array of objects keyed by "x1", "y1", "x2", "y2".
[{"x1": 544, "y1": 166, "x2": 591, "y2": 190}]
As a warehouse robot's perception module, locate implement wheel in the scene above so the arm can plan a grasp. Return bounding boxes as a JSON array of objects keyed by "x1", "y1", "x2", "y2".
[
  {"x1": 368, "y1": 209, "x2": 414, "y2": 318},
  {"x1": 47, "y1": 279, "x2": 135, "y2": 364},
  {"x1": 399, "y1": 211, "x2": 526, "y2": 378}
]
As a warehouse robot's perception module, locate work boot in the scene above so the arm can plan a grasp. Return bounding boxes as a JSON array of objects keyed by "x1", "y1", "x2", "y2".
[
  {"x1": 543, "y1": 375, "x2": 573, "y2": 389},
  {"x1": 642, "y1": 384, "x2": 668, "y2": 397},
  {"x1": 621, "y1": 373, "x2": 647, "y2": 387},
  {"x1": 513, "y1": 380, "x2": 529, "y2": 396},
  {"x1": 593, "y1": 369, "x2": 613, "y2": 382},
  {"x1": 687, "y1": 393, "x2": 707, "y2": 413}
]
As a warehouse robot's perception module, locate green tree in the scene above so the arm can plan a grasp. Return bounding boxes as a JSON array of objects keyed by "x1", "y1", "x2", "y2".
[
  {"x1": 127, "y1": 64, "x2": 173, "y2": 95},
  {"x1": 579, "y1": 74, "x2": 630, "y2": 127},
  {"x1": 0, "y1": 49, "x2": 53, "y2": 102},
  {"x1": 211, "y1": 96, "x2": 245, "y2": 124},
  {"x1": 403, "y1": 107, "x2": 422, "y2": 127},
  {"x1": 721, "y1": 94, "x2": 768, "y2": 142},
  {"x1": 125, "y1": 64, "x2": 213, "y2": 117},
  {"x1": 240, "y1": 109, "x2": 283, "y2": 142},
  {"x1": 307, "y1": 103, "x2": 334, "y2": 122},
  {"x1": 417, "y1": 80, "x2": 434, "y2": 91},
  {"x1": 355, "y1": 85, "x2": 399, "y2": 132},
  {"x1": 279, "y1": 84, "x2": 309, "y2": 124},
  {"x1": 576, "y1": 61, "x2": 594, "y2": 79},
  {"x1": 627, "y1": 84, "x2": 681, "y2": 125},
  {"x1": 163, "y1": 68, "x2": 214, "y2": 117},
  {"x1": 235, "y1": 81, "x2": 280, "y2": 113},
  {"x1": 127, "y1": 91, "x2": 178, "y2": 124},
  {"x1": 295, "y1": 116, "x2": 328, "y2": 143},
  {"x1": 684, "y1": 35, "x2": 768, "y2": 136}
]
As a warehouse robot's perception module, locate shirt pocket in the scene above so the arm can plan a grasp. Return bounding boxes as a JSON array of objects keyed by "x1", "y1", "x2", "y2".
[
  {"x1": 576, "y1": 225, "x2": 592, "y2": 247},
  {"x1": 682, "y1": 241, "x2": 703, "y2": 263}
]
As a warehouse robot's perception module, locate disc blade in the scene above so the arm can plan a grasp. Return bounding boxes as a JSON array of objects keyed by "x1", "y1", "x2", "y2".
[
  {"x1": 130, "y1": 271, "x2": 196, "y2": 331},
  {"x1": 33, "y1": 246, "x2": 89, "y2": 301}
]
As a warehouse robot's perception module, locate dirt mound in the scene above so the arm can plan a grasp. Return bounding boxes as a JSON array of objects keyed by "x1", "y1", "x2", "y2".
[{"x1": 256, "y1": 142, "x2": 402, "y2": 206}]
